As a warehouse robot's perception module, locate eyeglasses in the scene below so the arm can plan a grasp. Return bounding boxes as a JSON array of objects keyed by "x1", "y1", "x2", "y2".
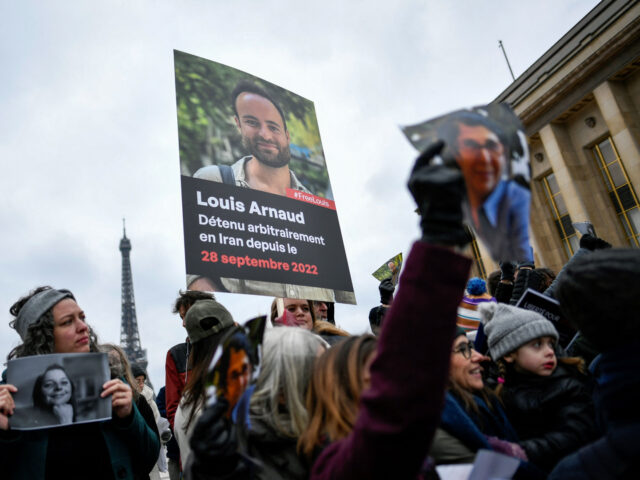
[
  {"x1": 459, "y1": 138, "x2": 504, "y2": 155},
  {"x1": 452, "y1": 341, "x2": 475, "y2": 359}
]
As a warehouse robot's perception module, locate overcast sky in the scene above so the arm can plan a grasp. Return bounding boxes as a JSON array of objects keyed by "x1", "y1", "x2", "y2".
[{"x1": 0, "y1": 0, "x2": 600, "y2": 389}]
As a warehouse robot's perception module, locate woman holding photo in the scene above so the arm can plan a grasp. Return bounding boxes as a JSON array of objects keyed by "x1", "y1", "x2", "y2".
[{"x1": 0, "y1": 286, "x2": 160, "y2": 480}]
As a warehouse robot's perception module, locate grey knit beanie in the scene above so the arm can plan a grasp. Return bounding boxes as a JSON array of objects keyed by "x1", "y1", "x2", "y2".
[
  {"x1": 14, "y1": 288, "x2": 75, "y2": 341},
  {"x1": 479, "y1": 302, "x2": 558, "y2": 359}
]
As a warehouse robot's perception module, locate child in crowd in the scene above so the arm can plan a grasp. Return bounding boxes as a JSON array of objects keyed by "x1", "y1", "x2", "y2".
[{"x1": 480, "y1": 302, "x2": 597, "y2": 473}]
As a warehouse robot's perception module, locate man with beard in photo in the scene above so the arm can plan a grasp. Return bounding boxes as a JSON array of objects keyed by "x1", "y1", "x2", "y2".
[
  {"x1": 194, "y1": 80, "x2": 311, "y2": 196},
  {"x1": 189, "y1": 80, "x2": 347, "y2": 303}
]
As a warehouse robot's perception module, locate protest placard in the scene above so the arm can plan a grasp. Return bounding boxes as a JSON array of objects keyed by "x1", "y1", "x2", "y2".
[
  {"x1": 515, "y1": 288, "x2": 576, "y2": 346},
  {"x1": 6, "y1": 353, "x2": 111, "y2": 430},
  {"x1": 572, "y1": 221, "x2": 596, "y2": 237},
  {"x1": 402, "y1": 104, "x2": 532, "y2": 263},
  {"x1": 371, "y1": 253, "x2": 403, "y2": 285},
  {"x1": 175, "y1": 50, "x2": 355, "y2": 304},
  {"x1": 205, "y1": 315, "x2": 266, "y2": 416}
]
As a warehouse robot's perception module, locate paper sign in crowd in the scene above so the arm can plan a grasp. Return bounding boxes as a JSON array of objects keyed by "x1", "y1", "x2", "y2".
[{"x1": 371, "y1": 253, "x2": 403, "y2": 286}]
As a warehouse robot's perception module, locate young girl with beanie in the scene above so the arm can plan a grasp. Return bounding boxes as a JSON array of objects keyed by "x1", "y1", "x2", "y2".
[{"x1": 480, "y1": 302, "x2": 598, "y2": 473}]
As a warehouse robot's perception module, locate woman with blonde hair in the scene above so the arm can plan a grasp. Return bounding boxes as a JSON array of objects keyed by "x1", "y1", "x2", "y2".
[{"x1": 298, "y1": 335, "x2": 377, "y2": 459}]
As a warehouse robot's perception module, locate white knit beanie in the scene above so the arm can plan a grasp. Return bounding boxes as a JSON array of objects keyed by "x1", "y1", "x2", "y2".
[{"x1": 479, "y1": 302, "x2": 558, "y2": 359}]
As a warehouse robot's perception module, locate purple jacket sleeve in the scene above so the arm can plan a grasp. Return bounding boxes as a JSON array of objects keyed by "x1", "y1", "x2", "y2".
[{"x1": 311, "y1": 242, "x2": 471, "y2": 480}]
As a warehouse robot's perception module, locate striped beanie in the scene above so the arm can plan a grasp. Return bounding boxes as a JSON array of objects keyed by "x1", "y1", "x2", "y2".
[{"x1": 457, "y1": 293, "x2": 495, "y2": 332}]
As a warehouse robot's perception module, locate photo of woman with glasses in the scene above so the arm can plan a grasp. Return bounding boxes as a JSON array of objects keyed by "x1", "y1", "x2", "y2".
[
  {"x1": 428, "y1": 327, "x2": 525, "y2": 466},
  {"x1": 403, "y1": 106, "x2": 532, "y2": 263}
]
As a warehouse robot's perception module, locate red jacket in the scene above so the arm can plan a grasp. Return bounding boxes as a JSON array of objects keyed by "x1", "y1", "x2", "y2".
[
  {"x1": 311, "y1": 242, "x2": 471, "y2": 479},
  {"x1": 165, "y1": 340, "x2": 190, "y2": 429}
]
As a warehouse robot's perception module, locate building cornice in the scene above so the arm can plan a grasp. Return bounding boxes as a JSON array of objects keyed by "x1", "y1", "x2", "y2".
[{"x1": 494, "y1": 0, "x2": 640, "y2": 134}]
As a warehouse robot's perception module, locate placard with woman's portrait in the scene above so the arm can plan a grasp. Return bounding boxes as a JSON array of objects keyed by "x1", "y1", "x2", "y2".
[{"x1": 6, "y1": 352, "x2": 111, "y2": 430}]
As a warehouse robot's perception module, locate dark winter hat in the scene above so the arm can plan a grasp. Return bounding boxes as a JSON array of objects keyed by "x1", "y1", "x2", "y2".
[
  {"x1": 131, "y1": 363, "x2": 146, "y2": 379},
  {"x1": 479, "y1": 302, "x2": 558, "y2": 359},
  {"x1": 184, "y1": 299, "x2": 235, "y2": 344},
  {"x1": 555, "y1": 248, "x2": 640, "y2": 351}
]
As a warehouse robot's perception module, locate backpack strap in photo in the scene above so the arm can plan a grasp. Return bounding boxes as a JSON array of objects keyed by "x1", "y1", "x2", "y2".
[{"x1": 218, "y1": 165, "x2": 236, "y2": 186}]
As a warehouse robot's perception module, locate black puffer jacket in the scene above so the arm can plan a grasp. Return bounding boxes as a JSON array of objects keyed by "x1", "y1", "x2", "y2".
[{"x1": 502, "y1": 362, "x2": 598, "y2": 472}]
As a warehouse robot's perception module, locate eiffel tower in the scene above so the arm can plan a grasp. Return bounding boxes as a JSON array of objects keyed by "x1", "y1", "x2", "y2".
[{"x1": 119, "y1": 220, "x2": 148, "y2": 373}]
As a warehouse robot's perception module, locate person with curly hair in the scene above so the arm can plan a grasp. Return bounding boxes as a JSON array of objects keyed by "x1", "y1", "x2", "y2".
[{"x1": 0, "y1": 286, "x2": 160, "y2": 480}]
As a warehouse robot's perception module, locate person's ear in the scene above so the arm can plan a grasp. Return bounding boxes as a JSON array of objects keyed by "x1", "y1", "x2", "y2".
[
  {"x1": 234, "y1": 115, "x2": 241, "y2": 129},
  {"x1": 285, "y1": 130, "x2": 290, "y2": 143},
  {"x1": 503, "y1": 352, "x2": 516, "y2": 364}
]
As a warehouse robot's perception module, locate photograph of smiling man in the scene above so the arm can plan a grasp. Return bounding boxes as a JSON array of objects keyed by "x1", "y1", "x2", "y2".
[
  {"x1": 175, "y1": 51, "x2": 355, "y2": 304},
  {"x1": 402, "y1": 105, "x2": 532, "y2": 262},
  {"x1": 194, "y1": 80, "x2": 311, "y2": 198}
]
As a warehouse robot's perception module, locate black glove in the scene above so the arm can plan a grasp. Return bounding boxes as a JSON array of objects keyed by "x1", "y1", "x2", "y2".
[
  {"x1": 517, "y1": 260, "x2": 535, "y2": 270},
  {"x1": 188, "y1": 397, "x2": 247, "y2": 478},
  {"x1": 494, "y1": 281, "x2": 513, "y2": 304},
  {"x1": 379, "y1": 278, "x2": 395, "y2": 305},
  {"x1": 499, "y1": 261, "x2": 516, "y2": 283},
  {"x1": 526, "y1": 270, "x2": 547, "y2": 293},
  {"x1": 408, "y1": 141, "x2": 469, "y2": 247},
  {"x1": 579, "y1": 233, "x2": 611, "y2": 251},
  {"x1": 509, "y1": 265, "x2": 546, "y2": 305}
]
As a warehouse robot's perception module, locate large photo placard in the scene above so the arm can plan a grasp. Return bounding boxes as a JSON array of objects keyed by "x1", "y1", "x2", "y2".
[{"x1": 174, "y1": 51, "x2": 355, "y2": 303}]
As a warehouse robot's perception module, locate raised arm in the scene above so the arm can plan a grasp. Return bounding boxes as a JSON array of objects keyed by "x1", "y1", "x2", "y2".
[{"x1": 311, "y1": 142, "x2": 472, "y2": 479}]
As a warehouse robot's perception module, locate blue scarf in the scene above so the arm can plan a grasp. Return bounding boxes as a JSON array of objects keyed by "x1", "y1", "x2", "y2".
[{"x1": 440, "y1": 391, "x2": 518, "y2": 451}]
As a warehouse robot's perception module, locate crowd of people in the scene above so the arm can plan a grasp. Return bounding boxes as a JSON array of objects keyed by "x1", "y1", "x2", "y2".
[{"x1": 1, "y1": 143, "x2": 639, "y2": 479}]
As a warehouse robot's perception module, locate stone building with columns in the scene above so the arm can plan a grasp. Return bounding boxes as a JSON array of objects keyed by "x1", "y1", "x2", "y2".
[{"x1": 473, "y1": 0, "x2": 640, "y2": 277}]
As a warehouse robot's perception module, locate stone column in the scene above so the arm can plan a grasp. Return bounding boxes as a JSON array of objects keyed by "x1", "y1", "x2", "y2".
[
  {"x1": 529, "y1": 175, "x2": 567, "y2": 273},
  {"x1": 593, "y1": 80, "x2": 640, "y2": 190},
  {"x1": 539, "y1": 122, "x2": 626, "y2": 245}
]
